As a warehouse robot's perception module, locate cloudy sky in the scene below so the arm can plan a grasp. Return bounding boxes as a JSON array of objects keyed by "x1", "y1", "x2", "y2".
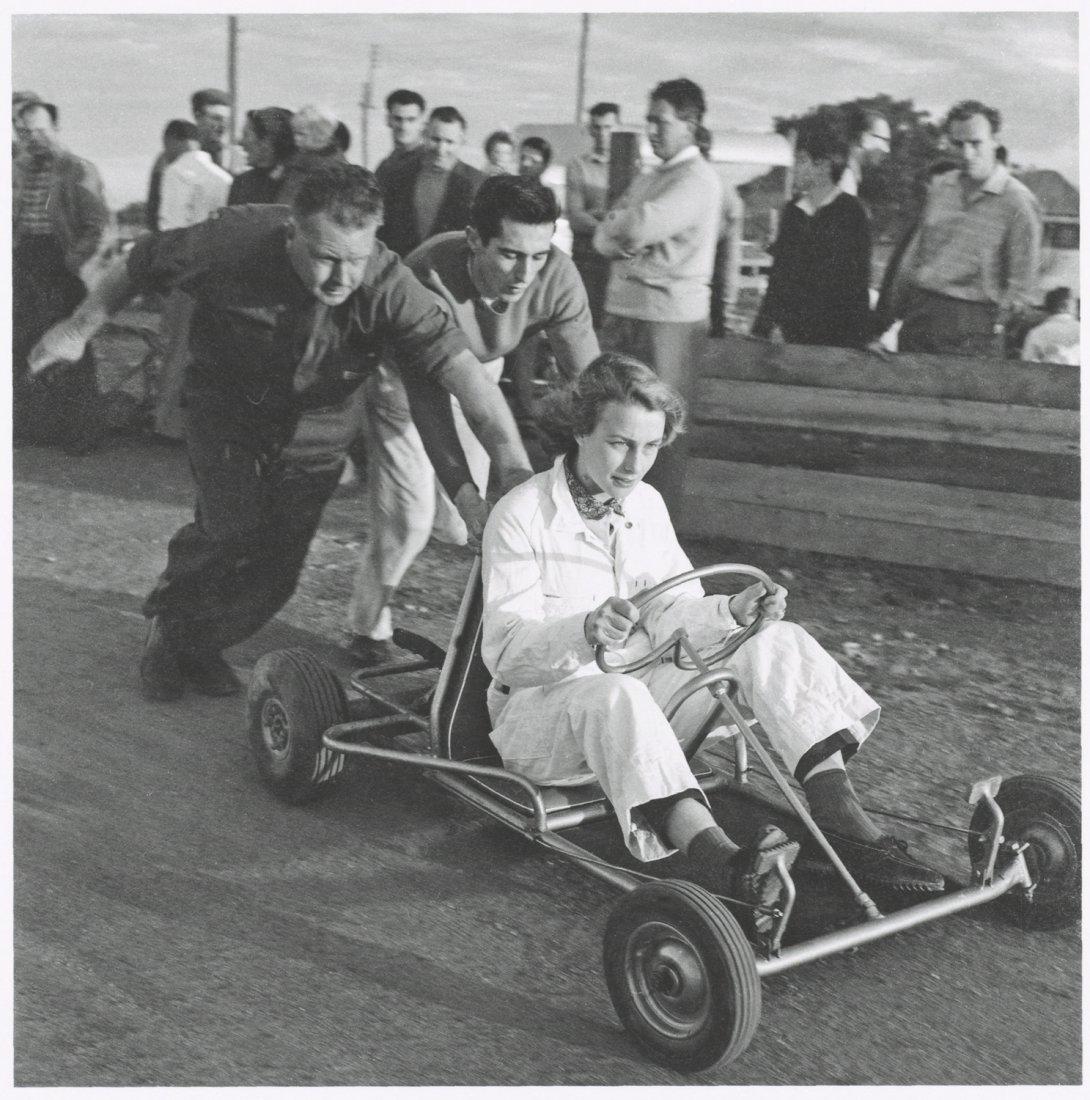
[{"x1": 10, "y1": 6, "x2": 1080, "y2": 208}]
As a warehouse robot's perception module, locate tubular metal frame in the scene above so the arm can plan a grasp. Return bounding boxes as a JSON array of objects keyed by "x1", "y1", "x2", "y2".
[{"x1": 317, "y1": 561, "x2": 1039, "y2": 971}]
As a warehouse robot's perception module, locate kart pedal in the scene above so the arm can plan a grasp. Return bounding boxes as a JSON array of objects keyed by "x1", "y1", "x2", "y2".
[{"x1": 752, "y1": 838, "x2": 800, "y2": 876}]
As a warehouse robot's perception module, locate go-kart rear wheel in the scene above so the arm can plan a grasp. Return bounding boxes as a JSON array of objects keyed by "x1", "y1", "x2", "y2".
[
  {"x1": 603, "y1": 879, "x2": 761, "y2": 1073},
  {"x1": 248, "y1": 648, "x2": 348, "y2": 804},
  {"x1": 968, "y1": 773, "x2": 1081, "y2": 930}
]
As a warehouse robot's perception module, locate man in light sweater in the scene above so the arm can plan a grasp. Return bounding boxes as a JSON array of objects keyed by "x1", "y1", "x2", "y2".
[
  {"x1": 347, "y1": 174, "x2": 599, "y2": 665},
  {"x1": 593, "y1": 77, "x2": 721, "y2": 511}
]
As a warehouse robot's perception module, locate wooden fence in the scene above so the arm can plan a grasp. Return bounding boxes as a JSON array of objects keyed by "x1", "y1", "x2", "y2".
[{"x1": 676, "y1": 334, "x2": 1080, "y2": 587}]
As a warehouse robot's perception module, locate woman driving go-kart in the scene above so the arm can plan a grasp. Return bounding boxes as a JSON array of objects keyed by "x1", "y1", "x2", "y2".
[{"x1": 480, "y1": 351, "x2": 945, "y2": 929}]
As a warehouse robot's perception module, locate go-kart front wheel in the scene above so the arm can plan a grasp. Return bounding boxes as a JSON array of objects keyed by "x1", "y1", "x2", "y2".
[
  {"x1": 603, "y1": 879, "x2": 761, "y2": 1073},
  {"x1": 969, "y1": 773, "x2": 1081, "y2": 930},
  {"x1": 247, "y1": 648, "x2": 348, "y2": 804}
]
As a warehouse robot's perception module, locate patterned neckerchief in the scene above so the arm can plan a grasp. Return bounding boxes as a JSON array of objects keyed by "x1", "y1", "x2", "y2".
[{"x1": 564, "y1": 455, "x2": 625, "y2": 521}]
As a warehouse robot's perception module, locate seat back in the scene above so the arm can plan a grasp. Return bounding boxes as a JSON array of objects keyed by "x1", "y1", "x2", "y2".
[{"x1": 432, "y1": 559, "x2": 502, "y2": 766}]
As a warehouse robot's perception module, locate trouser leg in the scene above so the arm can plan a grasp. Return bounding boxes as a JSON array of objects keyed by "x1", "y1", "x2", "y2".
[
  {"x1": 489, "y1": 673, "x2": 709, "y2": 862},
  {"x1": 347, "y1": 367, "x2": 438, "y2": 640},
  {"x1": 348, "y1": 359, "x2": 501, "y2": 639},
  {"x1": 144, "y1": 394, "x2": 342, "y2": 654},
  {"x1": 599, "y1": 314, "x2": 704, "y2": 512}
]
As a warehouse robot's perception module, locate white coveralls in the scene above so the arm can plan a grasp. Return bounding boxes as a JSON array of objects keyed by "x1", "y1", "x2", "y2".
[
  {"x1": 347, "y1": 356, "x2": 503, "y2": 641},
  {"x1": 481, "y1": 457, "x2": 880, "y2": 861}
]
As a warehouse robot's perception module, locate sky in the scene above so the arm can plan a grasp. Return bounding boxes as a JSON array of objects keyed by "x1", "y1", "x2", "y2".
[{"x1": 9, "y1": 6, "x2": 1081, "y2": 209}]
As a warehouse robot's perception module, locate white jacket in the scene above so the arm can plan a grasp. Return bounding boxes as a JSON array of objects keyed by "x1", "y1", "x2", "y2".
[{"x1": 481, "y1": 455, "x2": 742, "y2": 691}]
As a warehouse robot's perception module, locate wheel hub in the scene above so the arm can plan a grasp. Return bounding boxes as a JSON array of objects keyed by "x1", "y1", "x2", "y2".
[
  {"x1": 1007, "y1": 808, "x2": 1078, "y2": 897},
  {"x1": 627, "y1": 921, "x2": 710, "y2": 1036},
  {"x1": 261, "y1": 697, "x2": 292, "y2": 761}
]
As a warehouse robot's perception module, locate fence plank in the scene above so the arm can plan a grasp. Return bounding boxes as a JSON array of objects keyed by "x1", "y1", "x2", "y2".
[
  {"x1": 696, "y1": 378, "x2": 1079, "y2": 454},
  {"x1": 689, "y1": 423, "x2": 1079, "y2": 499},
  {"x1": 701, "y1": 333, "x2": 1079, "y2": 410},
  {"x1": 676, "y1": 462, "x2": 1078, "y2": 586}
]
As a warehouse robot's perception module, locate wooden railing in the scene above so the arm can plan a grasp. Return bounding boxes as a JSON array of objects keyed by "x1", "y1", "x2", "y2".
[{"x1": 676, "y1": 334, "x2": 1079, "y2": 587}]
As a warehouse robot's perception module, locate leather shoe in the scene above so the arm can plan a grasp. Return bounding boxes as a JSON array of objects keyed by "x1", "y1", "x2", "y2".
[
  {"x1": 724, "y1": 824, "x2": 800, "y2": 936},
  {"x1": 347, "y1": 635, "x2": 399, "y2": 667},
  {"x1": 805, "y1": 830, "x2": 946, "y2": 895},
  {"x1": 176, "y1": 650, "x2": 241, "y2": 697},
  {"x1": 140, "y1": 616, "x2": 184, "y2": 702}
]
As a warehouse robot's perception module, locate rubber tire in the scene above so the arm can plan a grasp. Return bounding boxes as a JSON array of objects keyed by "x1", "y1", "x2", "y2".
[
  {"x1": 248, "y1": 648, "x2": 349, "y2": 804},
  {"x1": 603, "y1": 878, "x2": 761, "y2": 1073},
  {"x1": 968, "y1": 773, "x2": 1081, "y2": 930}
]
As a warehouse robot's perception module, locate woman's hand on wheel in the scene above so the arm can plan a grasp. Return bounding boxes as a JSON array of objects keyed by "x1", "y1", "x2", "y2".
[
  {"x1": 728, "y1": 581, "x2": 787, "y2": 626},
  {"x1": 585, "y1": 596, "x2": 640, "y2": 650}
]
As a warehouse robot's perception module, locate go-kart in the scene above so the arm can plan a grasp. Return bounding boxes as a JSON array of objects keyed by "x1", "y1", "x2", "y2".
[{"x1": 246, "y1": 562, "x2": 1081, "y2": 1073}]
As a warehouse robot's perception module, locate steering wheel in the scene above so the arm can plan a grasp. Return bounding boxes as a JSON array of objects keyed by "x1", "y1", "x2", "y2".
[{"x1": 595, "y1": 564, "x2": 774, "y2": 676}]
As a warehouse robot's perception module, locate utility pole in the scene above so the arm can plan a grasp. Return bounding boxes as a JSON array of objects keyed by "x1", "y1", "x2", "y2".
[
  {"x1": 575, "y1": 14, "x2": 589, "y2": 123},
  {"x1": 227, "y1": 16, "x2": 239, "y2": 145},
  {"x1": 360, "y1": 43, "x2": 380, "y2": 168}
]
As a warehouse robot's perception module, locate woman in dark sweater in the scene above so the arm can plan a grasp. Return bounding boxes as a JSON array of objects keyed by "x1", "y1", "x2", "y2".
[
  {"x1": 753, "y1": 116, "x2": 871, "y2": 348},
  {"x1": 228, "y1": 107, "x2": 295, "y2": 206}
]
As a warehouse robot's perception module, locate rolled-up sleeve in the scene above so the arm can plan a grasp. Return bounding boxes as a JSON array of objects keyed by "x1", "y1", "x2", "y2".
[
  {"x1": 125, "y1": 219, "x2": 213, "y2": 296},
  {"x1": 378, "y1": 263, "x2": 470, "y2": 381},
  {"x1": 481, "y1": 506, "x2": 595, "y2": 688}
]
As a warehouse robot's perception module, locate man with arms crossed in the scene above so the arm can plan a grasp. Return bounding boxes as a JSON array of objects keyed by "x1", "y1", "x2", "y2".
[
  {"x1": 348, "y1": 174, "x2": 599, "y2": 664},
  {"x1": 29, "y1": 162, "x2": 532, "y2": 702},
  {"x1": 594, "y1": 77, "x2": 721, "y2": 511}
]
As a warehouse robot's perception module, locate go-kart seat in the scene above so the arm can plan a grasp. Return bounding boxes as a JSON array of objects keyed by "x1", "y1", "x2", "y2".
[{"x1": 432, "y1": 561, "x2": 723, "y2": 830}]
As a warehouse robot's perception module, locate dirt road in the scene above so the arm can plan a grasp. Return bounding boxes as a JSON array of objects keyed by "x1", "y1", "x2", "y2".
[{"x1": 13, "y1": 438, "x2": 1081, "y2": 1086}]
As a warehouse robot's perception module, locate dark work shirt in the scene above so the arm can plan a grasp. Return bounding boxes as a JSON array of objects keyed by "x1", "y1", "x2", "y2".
[
  {"x1": 126, "y1": 204, "x2": 470, "y2": 452},
  {"x1": 757, "y1": 191, "x2": 872, "y2": 348}
]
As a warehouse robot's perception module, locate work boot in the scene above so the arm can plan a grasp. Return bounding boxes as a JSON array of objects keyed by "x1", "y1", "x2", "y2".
[
  {"x1": 723, "y1": 824, "x2": 800, "y2": 937},
  {"x1": 805, "y1": 830, "x2": 946, "y2": 895},
  {"x1": 347, "y1": 634, "x2": 399, "y2": 667},
  {"x1": 139, "y1": 616, "x2": 184, "y2": 702},
  {"x1": 176, "y1": 650, "x2": 242, "y2": 697}
]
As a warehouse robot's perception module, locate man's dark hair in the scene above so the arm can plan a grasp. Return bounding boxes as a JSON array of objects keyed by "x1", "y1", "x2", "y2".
[
  {"x1": 429, "y1": 105, "x2": 466, "y2": 129},
  {"x1": 589, "y1": 101, "x2": 620, "y2": 120},
  {"x1": 470, "y1": 174, "x2": 560, "y2": 243},
  {"x1": 385, "y1": 88, "x2": 425, "y2": 113},
  {"x1": 650, "y1": 78, "x2": 705, "y2": 124},
  {"x1": 794, "y1": 114, "x2": 851, "y2": 182},
  {"x1": 292, "y1": 161, "x2": 385, "y2": 228},
  {"x1": 333, "y1": 121, "x2": 351, "y2": 153},
  {"x1": 191, "y1": 88, "x2": 231, "y2": 115},
  {"x1": 519, "y1": 135, "x2": 552, "y2": 168},
  {"x1": 163, "y1": 119, "x2": 199, "y2": 143},
  {"x1": 1044, "y1": 286, "x2": 1072, "y2": 314},
  {"x1": 945, "y1": 99, "x2": 1002, "y2": 134},
  {"x1": 247, "y1": 107, "x2": 295, "y2": 163},
  {"x1": 484, "y1": 130, "x2": 513, "y2": 157},
  {"x1": 18, "y1": 100, "x2": 58, "y2": 126}
]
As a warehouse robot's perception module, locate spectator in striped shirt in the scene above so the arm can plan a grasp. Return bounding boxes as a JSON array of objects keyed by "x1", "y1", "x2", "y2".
[
  {"x1": 13, "y1": 99, "x2": 110, "y2": 454},
  {"x1": 879, "y1": 100, "x2": 1041, "y2": 358}
]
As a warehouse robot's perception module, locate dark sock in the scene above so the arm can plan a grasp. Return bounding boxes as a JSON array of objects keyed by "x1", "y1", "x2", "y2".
[
  {"x1": 802, "y1": 768, "x2": 883, "y2": 843},
  {"x1": 686, "y1": 825, "x2": 740, "y2": 878}
]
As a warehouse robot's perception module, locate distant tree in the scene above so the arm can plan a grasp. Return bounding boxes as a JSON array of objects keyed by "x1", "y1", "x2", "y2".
[{"x1": 774, "y1": 94, "x2": 945, "y2": 241}]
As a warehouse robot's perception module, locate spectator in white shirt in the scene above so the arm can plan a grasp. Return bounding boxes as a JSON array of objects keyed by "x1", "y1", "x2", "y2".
[
  {"x1": 155, "y1": 119, "x2": 232, "y2": 439},
  {"x1": 158, "y1": 119, "x2": 231, "y2": 231},
  {"x1": 1021, "y1": 286, "x2": 1080, "y2": 365}
]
